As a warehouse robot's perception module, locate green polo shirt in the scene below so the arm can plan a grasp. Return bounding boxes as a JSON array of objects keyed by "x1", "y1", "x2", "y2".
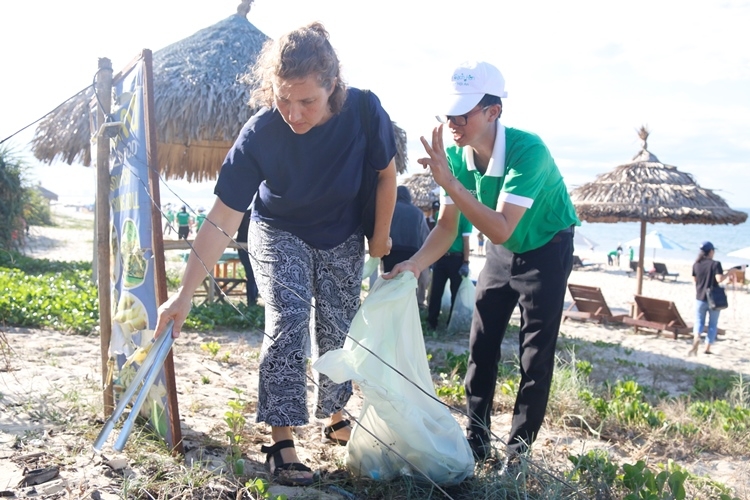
[
  {"x1": 444, "y1": 124, "x2": 579, "y2": 254},
  {"x1": 447, "y1": 213, "x2": 472, "y2": 254},
  {"x1": 176, "y1": 211, "x2": 191, "y2": 226},
  {"x1": 196, "y1": 213, "x2": 207, "y2": 230}
]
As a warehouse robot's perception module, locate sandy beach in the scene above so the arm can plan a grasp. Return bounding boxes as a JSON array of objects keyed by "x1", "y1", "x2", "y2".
[{"x1": 2, "y1": 205, "x2": 748, "y2": 497}]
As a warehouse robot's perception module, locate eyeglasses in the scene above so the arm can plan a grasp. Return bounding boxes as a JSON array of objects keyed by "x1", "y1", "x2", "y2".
[{"x1": 437, "y1": 106, "x2": 489, "y2": 126}]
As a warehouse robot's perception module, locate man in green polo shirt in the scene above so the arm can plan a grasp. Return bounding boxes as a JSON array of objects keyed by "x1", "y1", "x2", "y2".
[
  {"x1": 176, "y1": 205, "x2": 191, "y2": 240},
  {"x1": 385, "y1": 61, "x2": 579, "y2": 470}
]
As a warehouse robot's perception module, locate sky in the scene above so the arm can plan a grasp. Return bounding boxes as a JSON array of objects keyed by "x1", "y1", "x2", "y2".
[{"x1": 1, "y1": 0, "x2": 749, "y2": 208}]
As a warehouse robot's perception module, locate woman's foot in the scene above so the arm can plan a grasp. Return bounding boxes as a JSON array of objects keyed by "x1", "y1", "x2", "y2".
[
  {"x1": 323, "y1": 414, "x2": 352, "y2": 445},
  {"x1": 687, "y1": 336, "x2": 700, "y2": 356},
  {"x1": 261, "y1": 439, "x2": 314, "y2": 486}
]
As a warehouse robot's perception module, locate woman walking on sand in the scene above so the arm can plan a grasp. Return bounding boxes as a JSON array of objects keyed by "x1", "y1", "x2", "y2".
[
  {"x1": 155, "y1": 22, "x2": 397, "y2": 486},
  {"x1": 689, "y1": 241, "x2": 729, "y2": 355}
]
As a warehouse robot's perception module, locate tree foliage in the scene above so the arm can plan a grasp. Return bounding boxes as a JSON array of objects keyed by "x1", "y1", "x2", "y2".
[{"x1": 0, "y1": 148, "x2": 25, "y2": 250}]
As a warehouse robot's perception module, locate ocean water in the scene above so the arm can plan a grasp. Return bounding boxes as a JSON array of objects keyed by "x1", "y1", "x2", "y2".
[{"x1": 573, "y1": 209, "x2": 750, "y2": 267}]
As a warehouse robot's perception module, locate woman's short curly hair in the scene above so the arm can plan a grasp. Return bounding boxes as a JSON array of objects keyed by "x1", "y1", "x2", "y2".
[{"x1": 246, "y1": 22, "x2": 347, "y2": 114}]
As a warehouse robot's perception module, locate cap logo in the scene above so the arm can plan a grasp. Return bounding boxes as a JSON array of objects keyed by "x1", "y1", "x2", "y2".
[{"x1": 452, "y1": 72, "x2": 475, "y2": 86}]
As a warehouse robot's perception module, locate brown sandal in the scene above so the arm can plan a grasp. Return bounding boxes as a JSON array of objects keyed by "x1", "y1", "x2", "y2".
[
  {"x1": 323, "y1": 419, "x2": 351, "y2": 446},
  {"x1": 260, "y1": 440, "x2": 314, "y2": 486}
]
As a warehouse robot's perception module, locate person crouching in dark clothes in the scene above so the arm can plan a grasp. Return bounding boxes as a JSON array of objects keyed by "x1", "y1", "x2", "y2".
[{"x1": 382, "y1": 186, "x2": 429, "y2": 273}]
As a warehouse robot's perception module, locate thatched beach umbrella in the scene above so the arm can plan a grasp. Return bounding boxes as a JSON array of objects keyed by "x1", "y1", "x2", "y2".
[
  {"x1": 401, "y1": 171, "x2": 439, "y2": 212},
  {"x1": 569, "y1": 126, "x2": 747, "y2": 299},
  {"x1": 30, "y1": 0, "x2": 407, "y2": 182}
]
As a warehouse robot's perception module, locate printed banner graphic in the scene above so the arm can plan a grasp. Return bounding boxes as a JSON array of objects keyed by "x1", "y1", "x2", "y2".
[{"x1": 108, "y1": 60, "x2": 172, "y2": 445}]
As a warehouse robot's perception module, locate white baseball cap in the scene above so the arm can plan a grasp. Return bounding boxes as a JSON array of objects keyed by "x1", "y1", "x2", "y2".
[{"x1": 441, "y1": 61, "x2": 508, "y2": 116}]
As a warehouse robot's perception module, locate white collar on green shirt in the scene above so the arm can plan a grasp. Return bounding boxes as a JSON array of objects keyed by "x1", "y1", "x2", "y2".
[{"x1": 463, "y1": 121, "x2": 506, "y2": 177}]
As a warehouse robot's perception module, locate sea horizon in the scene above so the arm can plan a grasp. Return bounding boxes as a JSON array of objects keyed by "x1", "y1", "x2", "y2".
[{"x1": 55, "y1": 196, "x2": 750, "y2": 267}]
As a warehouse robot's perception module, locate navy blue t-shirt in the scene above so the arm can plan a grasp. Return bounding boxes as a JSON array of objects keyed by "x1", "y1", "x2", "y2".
[{"x1": 214, "y1": 88, "x2": 396, "y2": 250}]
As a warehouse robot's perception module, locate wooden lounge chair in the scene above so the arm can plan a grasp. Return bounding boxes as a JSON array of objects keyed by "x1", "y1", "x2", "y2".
[
  {"x1": 563, "y1": 284, "x2": 625, "y2": 324},
  {"x1": 572, "y1": 255, "x2": 599, "y2": 271},
  {"x1": 622, "y1": 295, "x2": 725, "y2": 339},
  {"x1": 650, "y1": 262, "x2": 679, "y2": 281},
  {"x1": 726, "y1": 267, "x2": 747, "y2": 291}
]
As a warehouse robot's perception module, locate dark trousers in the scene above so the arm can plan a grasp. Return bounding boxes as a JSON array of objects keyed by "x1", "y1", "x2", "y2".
[
  {"x1": 382, "y1": 248, "x2": 418, "y2": 273},
  {"x1": 427, "y1": 253, "x2": 464, "y2": 328},
  {"x1": 238, "y1": 247, "x2": 258, "y2": 305},
  {"x1": 465, "y1": 231, "x2": 573, "y2": 454}
]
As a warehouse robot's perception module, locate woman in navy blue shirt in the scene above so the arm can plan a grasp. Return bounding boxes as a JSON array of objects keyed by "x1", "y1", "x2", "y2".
[
  {"x1": 690, "y1": 241, "x2": 729, "y2": 355},
  {"x1": 156, "y1": 22, "x2": 397, "y2": 485}
]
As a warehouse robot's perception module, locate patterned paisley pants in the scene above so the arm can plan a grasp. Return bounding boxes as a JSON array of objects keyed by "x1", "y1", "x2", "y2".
[{"x1": 249, "y1": 221, "x2": 364, "y2": 426}]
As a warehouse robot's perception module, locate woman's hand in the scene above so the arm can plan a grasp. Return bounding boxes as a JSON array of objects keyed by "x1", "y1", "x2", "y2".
[
  {"x1": 417, "y1": 125, "x2": 454, "y2": 187},
  {"x1": 154, "y1": 289, "x2": 193, "y2": 339},
  {"x1": 367, "y1": 236, "x2": 392, "y2": 258}
]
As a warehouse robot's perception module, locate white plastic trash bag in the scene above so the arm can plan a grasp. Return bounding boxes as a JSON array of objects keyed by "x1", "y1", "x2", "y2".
[
  {"x1": 440, "y1": 282, "x2": 452, "y2": 319},
  {"x1": 313, "y1": 272, "x2": 474, "y2": 485},
  {"x1": 362, "y1": 256, "x2": 381, "y2": 281},
  {"x1": 447, "y1": 277, "x2": 475, "y2": 334}
]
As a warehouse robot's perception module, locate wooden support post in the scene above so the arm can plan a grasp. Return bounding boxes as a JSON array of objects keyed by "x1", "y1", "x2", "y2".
[
  {"x1": 95, "y1": 57, "x2": 114, "y2": 417},
  {"x1": 142, "y1": 49, "x2": 183, "y2": 454}
]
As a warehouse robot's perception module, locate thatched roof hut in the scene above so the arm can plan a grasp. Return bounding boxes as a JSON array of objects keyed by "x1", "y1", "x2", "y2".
[
  {"x1": 570, "y1": 128, "x2": 746, "y2": 226},
  {"x1": 30, "y1": 1, "x2": 407, "y2": 181},
  {"x1": 401, "y1": 172, "x2": 439, "y2": 211},
  {"x1": 570, "y1": 126, "x2": 747, "y2": 297}
]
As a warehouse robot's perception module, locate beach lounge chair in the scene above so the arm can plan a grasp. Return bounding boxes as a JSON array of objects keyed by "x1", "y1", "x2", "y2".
[
  {"x1": 572, "y1": 255, "x2": 600, "y2": 271},
  {"x1": 622, "y1": 295, "x2": 725, "y2": 339},
  {"x1": 726, "y1": 267, "x2": 747, "y2": 291},
  {"x1": 563, "y1": 284, "x2": 625, "y2": 324},
  {"x1": 650, "y1": 262, "x2": 679, "y2": 281}
]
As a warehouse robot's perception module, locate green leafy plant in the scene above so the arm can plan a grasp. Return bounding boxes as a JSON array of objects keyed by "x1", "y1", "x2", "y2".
[
  {"x1": 692, "y1": 368, "x2": 735, "y2": 400},
  {"x1": 224, "y1": 387, "x2": 247, "y2": 475},
  {"x1": 200, "y1": 341, "x2": 221, "y2": 358},
  {"x1": 586, "y1": 380, "x2": 665, "y2": 428},
  {"x1": 0, "y1": 255, "x2": 98, "y2": 333},
  {"x1": 621, "y1": 460, "x2": 687, "y2": 500},
  {"x1": 435, "y1": 372, "x2": 465, "y2": 402},
  {"x1": 183, "y1": 302, "x2": 264, "y2": 332},
  {"x1": 245, "y1": 478, "x2": 287, "y2": 500}
]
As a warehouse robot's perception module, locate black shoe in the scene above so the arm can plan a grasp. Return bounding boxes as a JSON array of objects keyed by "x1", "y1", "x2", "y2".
[{"x1": 467, "y1": 434, "x2": 491, "y2": 462}]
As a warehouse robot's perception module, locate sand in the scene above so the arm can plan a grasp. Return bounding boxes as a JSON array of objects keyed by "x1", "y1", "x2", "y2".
[{"x1": 1, "y1": 205, "x2": 748, "y2": 497}]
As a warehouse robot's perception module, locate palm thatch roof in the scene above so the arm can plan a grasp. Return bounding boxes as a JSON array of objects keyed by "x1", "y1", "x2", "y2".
[
  {"x1": 570, "y1": 126, "x2": 747, "y2": 300},
  {"x1": 401, "y1": 172, "x2": 439, "y2": 211},
  {"x1": 569, "y1": 127, "x2": 747, "y2": 226},
  {"x1": 30, "y1": 1, "x2": 408, "y2": 181}
]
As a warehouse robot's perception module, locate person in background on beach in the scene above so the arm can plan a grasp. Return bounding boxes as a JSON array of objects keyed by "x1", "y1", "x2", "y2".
[
  {"x1": 155, "y1": 22, "x2": 397, "y2": 486},
  {"x1": 382, "y1": 185, "x2": 430, "y2": 306},
  {"x1": 176, "y1": 206, "x2": 191, "y2": 240},
  {"x1": 607, "y1": 249, "x2": 619, "y2": 266},
  {"x1": 426, "y1": 200, "x2": 440, "y2": 231},
  {"x1": 628, "y1": 245, "x2": 634, "y2": 264},
  {"x1": 477, "y1": 231, "x2": 485, "y2": 256},
  {"x1": 689, "y1": 241, "x2": 730, "y2": 355},
  {"x1": 425, "y1": 212, "x2": 471, "y2": 330},
  {"x1": 164, "y1": 205, "x2": 175, "y2": 235},
  {"x1": 195, "y1": 207, "x2": 207, "y2": 232},
  {"x1": 385, "y1": 61, "x2": 578, "y2": 471}
]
